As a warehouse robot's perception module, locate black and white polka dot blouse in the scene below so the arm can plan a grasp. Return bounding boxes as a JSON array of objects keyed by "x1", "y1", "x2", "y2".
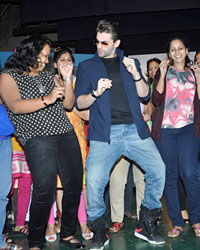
[{"x1": 1, "y1": 68, "x2": 73, "y2": 146}]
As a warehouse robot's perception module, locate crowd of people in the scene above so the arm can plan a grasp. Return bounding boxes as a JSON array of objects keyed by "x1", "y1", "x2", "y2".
[{"x1": 0, "y1": 19, "x2": 200, "y2": 250}]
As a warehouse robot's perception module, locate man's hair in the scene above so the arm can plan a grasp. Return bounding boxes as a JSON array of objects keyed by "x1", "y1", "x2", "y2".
[{"x1": 96, "y1": 20, "x2": 120, "y2": 42}]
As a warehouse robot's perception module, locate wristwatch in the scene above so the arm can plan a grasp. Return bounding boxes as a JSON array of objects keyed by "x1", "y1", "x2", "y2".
[{"x1": 91, "y1": 89, "x2": 99, "y2": 98}]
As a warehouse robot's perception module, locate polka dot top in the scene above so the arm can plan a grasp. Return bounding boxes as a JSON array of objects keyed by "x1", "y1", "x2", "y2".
[{"x1": 1, "y1": 68, "x2": 73, "y2": 146}]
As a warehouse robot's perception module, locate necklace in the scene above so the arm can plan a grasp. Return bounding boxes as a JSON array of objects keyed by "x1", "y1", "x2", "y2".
[{"x1": 34, "y1": 75, "x2": 46, "y2": 94}]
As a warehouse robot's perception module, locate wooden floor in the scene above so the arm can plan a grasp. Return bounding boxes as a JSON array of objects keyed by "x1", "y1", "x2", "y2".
[{"x1": 5, "y1": 199, "x2": 200, "y2": 250}]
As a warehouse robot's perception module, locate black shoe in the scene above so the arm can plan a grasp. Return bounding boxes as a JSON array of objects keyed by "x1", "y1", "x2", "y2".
[
  {"x1": 135, "y1": 225, "x2": 165, "y2": 245},
  {"x1": 90, "y1": 231, "x2": 110, "y2": 250},
  {"x1": 60, "y1": 237, "x2": 85, "y2": 249}
]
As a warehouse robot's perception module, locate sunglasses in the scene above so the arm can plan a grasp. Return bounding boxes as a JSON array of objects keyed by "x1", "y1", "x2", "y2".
[{"x1": 94, "y1": 39, "x2": 113, "y2": 47}]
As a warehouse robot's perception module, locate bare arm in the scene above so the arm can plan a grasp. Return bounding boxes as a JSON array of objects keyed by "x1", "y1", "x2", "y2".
[
  {"x1": 156, "y1": 60, "x2": 169, "y2": 94},
  {"x1": 77, "y1": 78, "x2": 112, "y2": 109},
  {"x1": 123, "y1": 57, "x2": 149, "y2": 97},
  {"x1": 0, "y1": 73, "x2": 64, "y2": 114},
  {"x1": 190, "y1": 65, "x2": 200, "y2": 99},
  {"x1": 72, "y1": 107, "x2": 89, "y2": 121}
]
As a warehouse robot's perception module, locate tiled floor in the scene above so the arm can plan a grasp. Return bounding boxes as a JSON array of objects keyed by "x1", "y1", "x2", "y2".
[{"x1": 5, "y1": 199, "x2": 200, "y2": 250}]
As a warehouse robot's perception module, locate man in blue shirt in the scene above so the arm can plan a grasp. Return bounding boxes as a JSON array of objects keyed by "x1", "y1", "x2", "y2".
[{"x1": 75, "y1": 20, "x2": 166, "y2": 249}]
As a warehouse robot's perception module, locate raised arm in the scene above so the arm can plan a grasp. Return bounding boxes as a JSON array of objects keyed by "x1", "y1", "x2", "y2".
[{"x1": 123, "y1": 57, "x2": 149, "y2": 98}]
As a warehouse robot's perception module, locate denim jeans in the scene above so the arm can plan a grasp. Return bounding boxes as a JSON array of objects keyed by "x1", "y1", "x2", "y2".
[
  {"x1": 24, "y1": 131, "x2": 83, "y2": 249},
  {"x1": 154, "y1": 124, "x2": 200, "y2": 227},
  {"x1": 86, "y1": 124, "x2": 165, "y2": 224},
  {"x1": 0, "y1": 138, "x2": 12, "y2": 249}
]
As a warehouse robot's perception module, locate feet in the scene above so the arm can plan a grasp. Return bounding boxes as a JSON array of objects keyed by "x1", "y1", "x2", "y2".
[
  {"x1": 168, "y1": 226, "x2": 183, "y2": 238},
  {"x1": 193, "y1": 223, "x2": 200, "y2": 237},
  {"x1": 11, "y1": 225, "x2": 29, "y2": 236},
  {"x1": 124, "y1": 212, "x2": 137, "y2": 219},
  {"x1": 60, "y1": 236, "x2": 85, "y2": 249},
  {"x1": 108, "y1": 222, "x2": 124, "y2": 233},
  {"x1": 135, "y1": 223, "x2": 165, "y2": 244},
  {"x1": 45, "y1": 223, "x2": 57, "y2": 242},
  {"x1": 90, "y1": 231, "x2": 109, "y2": 250},
  {"x1": 80, "y1": 223, "x2": 94, "y2": 240},
  {"x1": 45, "y1": 234, "x2": 57, "y2": 242},
  {"x1": 181, "y1": 210, "x2": 190, "y2": 224}
]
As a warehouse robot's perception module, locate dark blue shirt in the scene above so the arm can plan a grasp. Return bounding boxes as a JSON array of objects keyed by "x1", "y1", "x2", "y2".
[{"x1": 75, "y1": 48, "x2": 151, "y2": 142}]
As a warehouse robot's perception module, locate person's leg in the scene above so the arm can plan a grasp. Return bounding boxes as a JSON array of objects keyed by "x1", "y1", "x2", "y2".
[
  {"x1": 177, "y1": 124, "x2": 200, "y2": 227},
  {"x1": 57, "y1": 131, "x2": 84, "y2": 246},
  {"x1": 78, "y1": 191, "x2": 93, "y2": 240},
  {"x1": 0, "y1": 139, "x2": 12, "y2": 249},
  {"x1": 123, "y1": 124, "x2": 165, "y2": 244},
  {"x1": 132, "y1": 164, "x2": 145, "y2": 219},
  {"x1": 124, "y1": 124, "x2": 165, "y2": 211},
  {"x1": 86, "y1": 125, "x2": 123, "y2": 249},
  {"x1": 154, "y1": 128, "x2": 183, "y2": 227},
  {"x1": 45, "y1": 201, "x2": 57, "y2": 242},
  {"x1": 109, "y1": 156, "x2": 130, "y2": 223},
  {"x1": 177, "y1": 175, "x2": 189, "y2": 222},
  {"x1": 15, "y1": 176, "x2": 32, "y2": 229},
  {"x1": 124, "y1": 165, "x2": 135, "y2": 218},
  {"x1": 24, "y1": 135, "x2": 58, "y2": 249}
]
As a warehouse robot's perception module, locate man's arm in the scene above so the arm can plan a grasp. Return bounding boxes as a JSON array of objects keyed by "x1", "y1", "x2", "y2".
[{"x1": 123, "y1": 57, "x2": 149, "y2": 98}]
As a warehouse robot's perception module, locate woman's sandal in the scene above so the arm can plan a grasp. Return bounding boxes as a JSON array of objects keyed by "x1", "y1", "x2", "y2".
[
  {"x1": 45, "y1": 234, "x2": 57, "y2": 242},
  {"x1": 168, "y1": 226, "x2": 183, "y2": 238},
  {"x1": 193, "y1": 224, "x2": 200, "y2": 237},
  {"x1": 108, "y1": 222, "x2": 124, "y2": 233},
  {"x1": 60, "y1": 237, "x2": 85, "y2": 249}
]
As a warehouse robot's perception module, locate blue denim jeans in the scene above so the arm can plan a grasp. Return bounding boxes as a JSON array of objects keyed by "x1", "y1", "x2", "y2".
[
  {"x1": 24, "y1": 131, "x2": 83, "y2": 249},
  {"x1": 0, "y1": 138, "x2": 12, "y2": 248},
  {"x1": 86, "y1": 124, "x2": 165, "y2": 222},
  {"x1": 154, "y1": 124, "x2": 200, "y2": 227}
]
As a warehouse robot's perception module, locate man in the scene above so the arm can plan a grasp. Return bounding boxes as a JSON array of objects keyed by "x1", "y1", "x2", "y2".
[{"x1": 75, "y1": 20, "x2": 166, "y2": 250}]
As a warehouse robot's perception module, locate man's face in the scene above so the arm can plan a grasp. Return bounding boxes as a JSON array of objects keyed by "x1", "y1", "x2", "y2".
[{"x1": 96, "y1": 32, "x2": 119, "y2": 58}]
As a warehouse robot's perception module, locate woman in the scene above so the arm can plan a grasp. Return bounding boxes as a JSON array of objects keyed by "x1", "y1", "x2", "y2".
[
  {"x1": 46, "y1": 47, "x2": 92, "y2": 241},
  {"x1": 143, "y1": 58, "x2": 161, "y2": 123},
  {"x1": 151, "y1": 35, "x2": 200, "y2": 238},
  {"x1": 0, "y1": 35, "x2": 85, "y2": 250},
  {"x1": 0, "y1": 101, "x2": 22, "y2": 250}
]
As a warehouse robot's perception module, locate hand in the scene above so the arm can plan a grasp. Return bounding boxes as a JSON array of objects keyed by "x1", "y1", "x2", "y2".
[
  {"x1": 123, "y1": 57, "x2": 138, "y2": 76},
  {"x1": 95, "y1": 78, "x2": 112, "y2": 96},
  {"x1": 159, "y1": 60, "x2": 170, "y2": 76},
  {"x1": 45, "y1": 86, "x2": 65, "y2": 104},
  {"x1": 59, "y1": 60, "x2": 73, "y2": 79},
  {"x1": 190, "y1": 65, "x2": 200, "y2": 84}
]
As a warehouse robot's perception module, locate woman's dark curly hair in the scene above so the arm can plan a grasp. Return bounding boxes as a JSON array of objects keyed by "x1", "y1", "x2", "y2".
[
  {"x1": 4, "y1": 35, "x2": 51, "y2": 73},
  {"x1": 166, "y1": 34, "x2": 191, "y2": 68}
]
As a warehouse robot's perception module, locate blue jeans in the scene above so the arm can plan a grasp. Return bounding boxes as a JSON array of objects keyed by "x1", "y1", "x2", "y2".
[
  {"x1": 0, "y1": 138, "x2": 12, "y2": 248},
  {"x1": 86, "y1": 124, "x2": 165, "y2": 223},
  {"x1": 24, "y1": 131, "x2": 83, "y2": 249},
  {"x1": 154, "y1": 124, "x2": 200, "y2": 227}
]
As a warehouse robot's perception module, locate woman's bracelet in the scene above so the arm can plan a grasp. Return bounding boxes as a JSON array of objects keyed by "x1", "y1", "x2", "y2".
[{"x1": 41, "y1": 96, "x2": 48, "y2": 107}]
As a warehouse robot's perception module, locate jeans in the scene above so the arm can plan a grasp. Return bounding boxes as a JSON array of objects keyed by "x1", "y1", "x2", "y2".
[
  {"x1": 0, "y1": 139, "x2": 12, "y2": 249},
  {"x1": 24, "y1": 131, "x2": 83, "y2": 249},
  {"x1": 86, "y1": 124, "x2": 165, "y2": 225},
  {"x1": 154, "y1": 124, "x2": 200, "y2": 227}
]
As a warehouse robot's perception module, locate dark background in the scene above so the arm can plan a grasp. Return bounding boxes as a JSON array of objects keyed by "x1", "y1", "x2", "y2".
[{"x1": 18, "y1": 0, "x2": 200, "y2": 54}]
